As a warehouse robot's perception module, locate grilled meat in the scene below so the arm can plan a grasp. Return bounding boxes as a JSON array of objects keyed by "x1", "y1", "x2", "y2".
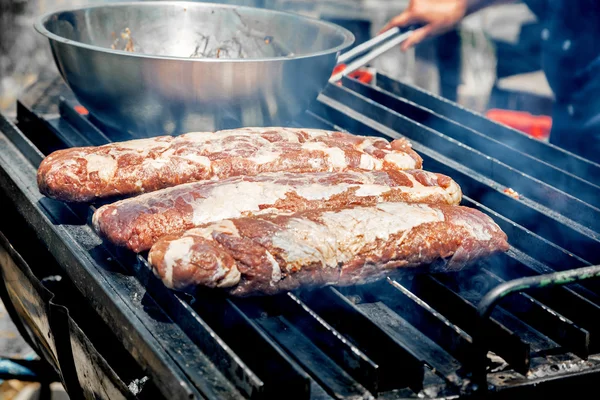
[
  {"x1": 37, "y1": 127, "x2": 422, "y2": 202},
  {"x1": 148, "y1": 202, "x2": 509, "y2": 296},
  {"x1": 93, "y1": 169, "x2": 462, "y2": 252}
]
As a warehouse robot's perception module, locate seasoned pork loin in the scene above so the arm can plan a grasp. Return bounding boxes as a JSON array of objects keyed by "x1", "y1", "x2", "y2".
[
  {"x1": 148, "y1": 202, "x2": 508, "y2": 296},
  {"x1": 93, "y1": 169, "x2": 462, "y2": 252},
  {"x1": 37, "y1": 127, "x2": 422, "y2": 202}
]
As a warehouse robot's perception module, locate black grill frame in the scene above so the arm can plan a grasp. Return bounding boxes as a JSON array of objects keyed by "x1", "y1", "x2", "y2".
[{"x1": 0, "y1": 74, "x2": 600, "y2": 399}]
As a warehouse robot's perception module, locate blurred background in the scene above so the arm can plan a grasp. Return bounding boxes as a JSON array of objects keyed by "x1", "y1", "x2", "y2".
[{"x1": 0, "y1": 0, "x2": 552, "y2": 398}]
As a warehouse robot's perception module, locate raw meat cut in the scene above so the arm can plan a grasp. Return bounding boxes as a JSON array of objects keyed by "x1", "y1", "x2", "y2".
[
  {"x1": 93, "y1": 169, "x2": 462, "y2": 252},
  {"x1": 148, "y1": 202, "x2": 508, "y2": 296},
  {"x1": 37, "y1": 127, "x2": 422, "y2": 202}
]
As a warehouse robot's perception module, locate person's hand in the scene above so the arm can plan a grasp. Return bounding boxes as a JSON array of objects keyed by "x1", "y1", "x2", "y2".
[{"x1": 380, "y1": 0, "x2": 469, "y2": 51}]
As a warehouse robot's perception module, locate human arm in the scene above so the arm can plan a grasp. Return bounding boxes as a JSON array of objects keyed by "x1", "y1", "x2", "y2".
[{"x1": 381, "y1": 0, "x2": 516, "y2": 50}]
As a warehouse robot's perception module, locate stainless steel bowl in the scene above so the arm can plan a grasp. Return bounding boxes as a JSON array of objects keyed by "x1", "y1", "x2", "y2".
[{"x1": 35, "y1": 1, "x2": 354, "y2": 136}]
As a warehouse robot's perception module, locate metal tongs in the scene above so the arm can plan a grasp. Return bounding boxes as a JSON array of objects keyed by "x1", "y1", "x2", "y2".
[{"x1": 330, "y1": 27, "x2": 415, "y2": 83}]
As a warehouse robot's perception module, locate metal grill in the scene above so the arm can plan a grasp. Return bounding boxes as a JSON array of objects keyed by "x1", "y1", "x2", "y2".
[{"x1": 1, "y1": 73, "x2": 600, "y2": 399}]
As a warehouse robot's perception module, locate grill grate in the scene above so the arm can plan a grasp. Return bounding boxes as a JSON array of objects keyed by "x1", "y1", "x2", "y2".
[{"x1": 1, "y1": 74, "x2": 600, "y2": 399}]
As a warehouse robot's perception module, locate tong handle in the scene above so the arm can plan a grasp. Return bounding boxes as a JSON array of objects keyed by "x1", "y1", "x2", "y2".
[
  {"x1": 337, "y1": 27, "x2": 401, "y2": 64},
  {"x1": 331, "y1": 28, "x2": 415, "y2": 83}
]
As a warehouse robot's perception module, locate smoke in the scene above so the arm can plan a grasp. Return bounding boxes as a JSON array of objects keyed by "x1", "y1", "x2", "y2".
[
  {"x1": 0, "y1": 0, "x2": 45, "y2": 114},
  {"x1": 0, "y1": 0, "x2": 120, "y2": 115}
]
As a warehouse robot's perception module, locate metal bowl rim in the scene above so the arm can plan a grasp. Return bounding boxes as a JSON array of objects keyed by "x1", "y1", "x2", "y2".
[{"x1": 34, "y1": 0, "x2": 355, "y2": 63}]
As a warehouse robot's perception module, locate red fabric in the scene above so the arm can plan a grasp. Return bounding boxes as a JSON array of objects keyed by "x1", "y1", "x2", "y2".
[{"x1": 486, "y1": 109, "x2": 552, "y2": 140}]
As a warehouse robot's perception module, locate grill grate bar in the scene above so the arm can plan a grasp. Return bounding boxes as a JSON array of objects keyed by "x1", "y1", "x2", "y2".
[
  {"x1": 458, "y1": 197, "x2": 599, "y2": 296},
  {"x1": 313, "y1": 92, "x2": 600, "y2": 263},
  {"x1": 356, "y1": 301, "x2": 463, "y2": 387},
  {"x1": 479, "y1": 252, "x2": 600, "y2": 352},
  {"x1": 256, "y1": 316, "x2": 373, "y2": 400},
  {"x1": 58, "y1": 99, "x2": 112, "y2": 146},
  {"x1": 237, "y1": 293, "x2": 381, "y2": 393},
  {"x1": 522, "y1": 285, "x2": 600, "y2": 354},
  {"x1": 342, "y1": 77, "x2": 600, "y2": 211},
  {"x1": 136, "y1": 257, "x2": 265, "y2": 399},
  {"x1": 446, "y1": 269, "x2": 590, "y2": 358},
  {"x1": 486, "y1": 247, "x2": 600, "y2": 304},
  {"x1": 341, "y1": 280, "x2": 475, "y2": 368},
  {"x1": 408, "y1": 274, "x2": 530, "y2": 374},
  {"x1": 459, "y1": 196, "x2": 600, "y2": 307},
  {"x1": 374, "y1": 73, "x2": 600, "y2": 185},
  {"x1": 439, "y1": 273, "x2": 561, "y2": 355},
  {"x1": 320, "y1": 83, "x2": 600, "y2": 241},
  {"x1": 299, "y1": 287, "x2": 425, "y2": 393},
  {"x1": 190, "y1": 291, "x2": 312, "y2": 399}
]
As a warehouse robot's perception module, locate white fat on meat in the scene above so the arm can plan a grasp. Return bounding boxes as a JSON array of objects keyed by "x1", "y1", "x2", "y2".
[
  {"x1": 235, "y1": 127, "x2": 332, "y2": 141},
  {"x1": 85, "y1": 154, "x2": 117, "y2": 181},
  {"x1": 294, "y1": 183, "x2": 351, "y2": 200},
  {"x1": 359, "y1": 154, "x2": 383, "y2": 170},
  {"x1": 293, "y1": 128, "x2": 331, "y2": 138},
  {"x1": 160, "y1": 236, "x2": 195, "y2": 288},
  {"x1": 263, "y1": 127, "x2": 303, "y2": 142},
  {"x1": 159, "y1": 220, "x2": 242, "y2": 288},
  {"x1": 353, "y1": 184, "x2": 391, "y2": 197},
  {"x1": 445, "y1": 180, "x2": 462, "y2": 205},
  {"x1": 189, "y1": 176, "x2": 407, "y2": 226},
  {"x1": 143, "y1": 158, "x2": 171, "y2": 168},
  {"x1": 274, "y1": 128, "x2": 303, "y2": 142},
  {"x1": 450, "y1": 215, "x2": 493, "y2": 241},
  {"x1": 384, "y1": 152, "x2": 418, "y2": 169},
  {"x1": 308, "y1": 158, "x2": 324, "y2": 169},
  {"x1": 179, "y1": 128, "x2": 305, "y2": 149},
  {"x1": 52, "y1": 159, "x2": 81, "y2": 181},
  {"x1": 108, "y1": 138, "x2": 172, "y2": 159},
  {"x1": 215, "y1": 262, "x2": 240, "y2": 288},
  {"x1": 176, "y1": 153, "x2": 212, "y2": 167},
  {"x1": 402, "y1": 173, "x2": 461, "y2": 204},
  {"x1": 272, "y1": 203, "x2": 445, "y2": 269},
  {"x1": 356, "y1": 137, "x2": 387, "y2": 151},
  {"x1": 181, "y1": 134, "x2": 281, "y2": 161},
  {"x1": 115, "y1": 137, "x2": 172, "y2": 151},
  {"x1": 187, "y1": 219, "x2": 241, "y2": 240},
  {"x1": 355, "y1": 139, "x2": 371, "y2": 152},
  {"x1": 176, "y1": 132, "x2": 257, "y2": 153},
  {"x1": 246, "y1": 147, "x2": 282, "y2": 164},
  {"x1": 191, "y1": 181, "x2": 291, "y2": 225},
  {"x1": 190, "y1": 180, "x2": 355, "y2": 225},
  {"x1": 273, "y1": 218, "x2": 338, "y2": 272},
  {"x1": 265, "y1": 250, "x2": 282, "y2": 285},
  {"x1": 301, "y1": 142, "x2": 348, "y2": 169}
]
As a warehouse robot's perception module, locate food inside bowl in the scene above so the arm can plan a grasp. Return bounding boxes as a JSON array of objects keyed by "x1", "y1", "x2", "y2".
[
  {"x1": 108, "y1": 26, "x2": 290, "y2": 59},
  {"x1": 111, "y1": 28, "x2": 135, "y2": 52}
]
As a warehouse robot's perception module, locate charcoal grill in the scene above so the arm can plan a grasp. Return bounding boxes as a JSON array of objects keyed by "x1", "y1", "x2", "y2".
[{"x1": 1, "y1": 72, "x2": 600, "y2": 400}]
